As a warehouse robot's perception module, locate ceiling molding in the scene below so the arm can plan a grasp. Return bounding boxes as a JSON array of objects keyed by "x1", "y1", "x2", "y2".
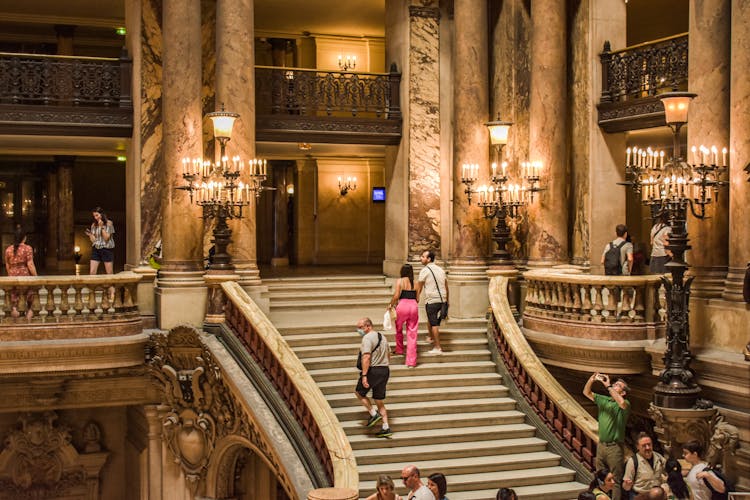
[{"x1": 0, "y1": 13, "x2": 123, "y2": 29}]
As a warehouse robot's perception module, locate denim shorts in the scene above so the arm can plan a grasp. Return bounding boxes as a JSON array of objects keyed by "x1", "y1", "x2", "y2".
[{"x1": 91, "y1": 247, "x2": 114, "y2": 263}]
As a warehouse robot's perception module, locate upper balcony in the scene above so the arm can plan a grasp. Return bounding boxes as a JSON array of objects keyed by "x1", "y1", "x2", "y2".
[
  {"x1": 0, "y1": 52, "x2": 402, "y2": 145},
  {"x1": 597, "y1": 33, "x2": 688, "y2": 133}
]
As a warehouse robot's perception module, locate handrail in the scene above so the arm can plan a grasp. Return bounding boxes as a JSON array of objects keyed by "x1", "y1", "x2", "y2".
[
  {"x1": 221, "y1": 281, "x2": 358, "y2": 491},
  {"x1": 608, "y1": 32, "x2": 688, "y2": 56},
  {"x1": 0, "y1": 52, "x2": 120, "y2": 62},
  {"x1": 489, "y1": 275, "x2": 599, "y2": 471},
  {"x1": 255, "y1": 64, "x2": 392, "y2": 77},
  {"x1": 0, "y1": 271, "x2": 140, "y2": 325}
]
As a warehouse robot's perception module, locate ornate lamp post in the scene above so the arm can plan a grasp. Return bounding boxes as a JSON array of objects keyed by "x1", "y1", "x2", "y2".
[
  {"x1": 179, "y1": 106, "x2": 268, "y2": 271},
  {"x1": 622, "y1": 91, "x2": 727, "y2": 409},
  {"x1": 462, "y1": 119, "x2": 542, "y2": 261}
]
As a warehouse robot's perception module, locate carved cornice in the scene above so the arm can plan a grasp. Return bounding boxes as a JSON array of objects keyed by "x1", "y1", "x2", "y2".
[
  {"x1": 597, "y1": 98, "x2": 666, "y2": 133},
  {"x1": 148, "y1": 326, "x2": 296, "y2": 498},
  {"x1": 256, "y1": 115, "x2": 402, "y2": 145},
  {"x1": 409, "y1": 6, "x2": 441, "y2": 20},
  {"x1": 0, "y1": 105, "x2": 133, "y2": 137}
]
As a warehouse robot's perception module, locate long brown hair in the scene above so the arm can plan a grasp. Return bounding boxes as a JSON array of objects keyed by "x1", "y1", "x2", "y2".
[{"x1": 12, "y1": 227, "x2": 25, "y2": 256}]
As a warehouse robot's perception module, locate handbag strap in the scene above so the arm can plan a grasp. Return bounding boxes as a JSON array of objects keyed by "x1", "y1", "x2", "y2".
[{"x1": 425, "y1": 264, "x2": 445, "y2": 303}]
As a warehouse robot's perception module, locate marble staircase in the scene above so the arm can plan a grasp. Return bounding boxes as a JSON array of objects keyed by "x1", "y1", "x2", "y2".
[{"x1": 266, "y1": 275, "x2": 588, "y2": 499}]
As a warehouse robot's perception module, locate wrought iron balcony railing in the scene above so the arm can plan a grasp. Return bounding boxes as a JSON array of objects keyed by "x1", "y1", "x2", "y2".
[
  {"x1": 598, "y1": 33, "x2": 688, "y2": 133},
  {"x1": 255, "y1": 64, "x2": 402, "y2": 145},
  {"x1": 0, "y1": 50, "x2": 133, "y2": 136}
]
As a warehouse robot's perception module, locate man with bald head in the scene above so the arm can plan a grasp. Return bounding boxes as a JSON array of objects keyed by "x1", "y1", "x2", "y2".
[{"x1": 401, "y1": 465, "x2": 435, "y2": 500}]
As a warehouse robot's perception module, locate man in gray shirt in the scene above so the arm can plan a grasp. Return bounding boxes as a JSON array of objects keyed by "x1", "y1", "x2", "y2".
[
  {"x1": 354, "y1": 317, "x2": 392, "y2": 438},
  {"x1": 401, "y1": 465, "x2": 436, "y2": 500}
]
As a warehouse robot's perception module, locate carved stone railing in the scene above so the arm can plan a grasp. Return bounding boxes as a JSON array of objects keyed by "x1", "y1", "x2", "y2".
[
  {"x1": 255, "y1": 64, "x2": 402, "y2": 145},
  {"x1": 0, "y1": 51, "x2": 133, "y2": 136},
  {"x1": 489, "y1": 275, "x2": 599, "y2": 472},
  {"x1": 597, "y1": 33, "x2": 688, "y2": 132},
  {"x1": 0, "y1": 272, "x2": 142, "y2": 340},
  {"x1": 221, "y1": 281, "x2": 357, "y2": 491},
  {"x1": 523, "y1": 269, "x2": 665, "y2": 341}
]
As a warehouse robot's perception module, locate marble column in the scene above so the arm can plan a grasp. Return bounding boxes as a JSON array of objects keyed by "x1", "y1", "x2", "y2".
[
  {"x1": 45, "y1": 169, "x2": 58, "y2": 270},
  {"x1": 216, "y1": 0, "x2": 261, "y2": 287},
  {"x1": 687, "y1": 0, "x2": 731, "y2": 298},
  {"x1": 407, "y1": 3, "x2": 441, "y2": 260},
  {"x1": 156, "y1": 0, "x2": 206, "y2": 329},
  {"x1": 569, "y1": 0, "x2": 627, "y2": 271},
  {"x1": 724, "y1": 0, "x2": 750, "y2": 302},
  {"x1": 144, "y1": 405, "x2": 163, "y2": 500},
  {"x1": 448, "y1": 0, "x2": 490, "y2": 318},
  {"x1": 56, "y1": 156, "x2": 75, "y2": 272},
  {"x1": 527, "y1": 0, "x2": 568, "y2": 265}
]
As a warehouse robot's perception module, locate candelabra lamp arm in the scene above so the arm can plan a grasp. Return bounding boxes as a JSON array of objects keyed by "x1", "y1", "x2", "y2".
[{"x1": 687, "y1": 198, "x2": 707, "y2": 220}]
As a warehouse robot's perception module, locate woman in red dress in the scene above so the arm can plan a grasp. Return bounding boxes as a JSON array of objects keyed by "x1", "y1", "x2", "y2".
[{"x1": 4, "y1": 228, "x2": 38, "y2": 318}]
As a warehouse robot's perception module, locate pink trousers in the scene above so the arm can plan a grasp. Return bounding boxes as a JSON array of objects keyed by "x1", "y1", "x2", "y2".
[{"x1": 395, "y1": 298, "x2": 419, "y2": 367}]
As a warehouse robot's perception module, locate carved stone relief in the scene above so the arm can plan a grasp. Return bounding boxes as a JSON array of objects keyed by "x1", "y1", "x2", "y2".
[
  {"x1": 148, "y1": 326, "x2": 295, "y2": 498},
  {"x1": 0, "y1": 412, "x2": 108, "y2": 499}
]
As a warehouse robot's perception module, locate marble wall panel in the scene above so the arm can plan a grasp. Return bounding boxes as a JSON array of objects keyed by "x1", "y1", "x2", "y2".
[
  {"x1": 407, "y1": 6, "x2": 442, "y2": 259},
  {"x1": 139, "y1": 0, "x2": 164, "y2": 260}
]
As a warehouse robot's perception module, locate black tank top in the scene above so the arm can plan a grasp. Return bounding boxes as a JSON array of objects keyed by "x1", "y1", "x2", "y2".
[{"x1": 399, "y1": 289, "x2": 416, "y2": 300}]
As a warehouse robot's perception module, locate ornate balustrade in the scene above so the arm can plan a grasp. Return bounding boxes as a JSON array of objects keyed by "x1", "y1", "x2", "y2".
[
  {"x1": 489, "y1": 276, "x2": 599, "y2": 473},
  {"x1": 255, "y1": 65, "x2": 402, "y2": 144},
  {"x1": 0, "y1": 51, "x2": 133, "y2": 136},
  {"x1": 0, "y1": 272, "x2": 142, "y2": 340},
  {"x1": 523, "y1": 269, "x2": 665, "y2": 341},
  {"x1": 597, "y1": 33, "x2": 688, "y2": 132},
  {"x1": 221, "y1": 281, "x2": 357, "y2": 491}
]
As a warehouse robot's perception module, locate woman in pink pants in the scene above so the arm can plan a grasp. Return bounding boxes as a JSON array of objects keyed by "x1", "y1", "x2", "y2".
[{"x1": 389, "y1": 264, "x2": 419, "y2": 367}]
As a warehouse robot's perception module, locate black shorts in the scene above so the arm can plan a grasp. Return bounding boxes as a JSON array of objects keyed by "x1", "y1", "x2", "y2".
[
  {"x1": 426, "y1": 302, "x2": 443, "y2": 326},
  {"x1": 91, "y1": 247, "x2": 114, "y2": 263},
  {"x1": 355, "y1": 366, "x2": 389, "y2": 400}
]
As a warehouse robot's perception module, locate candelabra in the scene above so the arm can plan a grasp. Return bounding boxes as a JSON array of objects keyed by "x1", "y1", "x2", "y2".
[
  {"x1": 461, "y1": 119, "x2": 543, "y2": 260},
  {"x1": 621, "y1": 91, "x2": 728, "y2": 409},
  {"x1": 338, "y1": 175, "x2": 357, "y2": 196},
  {"x1": 179, "y1": 106, "x2": 268, "y2": 270},
  {"x1": 337, "y1": 54, "x2": 356, "y2": 72}
]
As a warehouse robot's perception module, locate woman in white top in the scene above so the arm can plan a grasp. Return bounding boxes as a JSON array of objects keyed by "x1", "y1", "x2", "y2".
[
  {"x1": 650, "y1": 211, "x2": 672, "y2": 274},
  {"x1": 86, "y1": 206, "x2": 115, "y2": 275},
  {"x1": 683, "y1": 440, "x2": 726, "y2": 500}
]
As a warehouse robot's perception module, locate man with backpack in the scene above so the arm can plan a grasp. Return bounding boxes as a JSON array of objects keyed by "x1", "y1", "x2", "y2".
[
  {"x1": 354, "y1": 317, "x2": 393, "y2": 438},
  {"x1": 602, "y1": 224, "x2": 634, "y2": 276},
  {"x1": 683, "y1": 440, "x2": 730, "y2": 500},
  {"x1": 623, "y1": 433, "x2": 666, "y2": 498}
]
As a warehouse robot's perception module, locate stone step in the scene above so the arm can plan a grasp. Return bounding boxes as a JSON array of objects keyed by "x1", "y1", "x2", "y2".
[
  {"x1": 353, "y1": 436, "x2": 550, "y2": 466},
  {"x1": 340, "y1": 409, "x2": 524, "y2": 435},
  {"x1": 358, "y1": 466, "x2": 577, "y2": 497},
  {"x1": 326, "y1": 384, "x2": 507, "y2": 407},
  {"x1": 283, "y1": 329, "x2": 488, "y2": 348},
  {"x1": 318, "y1": 372, "x2": 503, "y2": 394},
  {"x1": 270, "y1": 296, "x2": 391, "y2": 310},
  {"x1": 418, "y1": 481, "x2": 588, "y2": 500},
  {"x1": 347, "y1": 423, "x2": 536, "y2": 450},
  {"x1": 308, "y1": 361, "x2": 499, "y2": 382},
  {"x1": 278, "y1": 319, "x2": 487, "y2": 337},
  {"x1": 333, "y1": 397, "x2": 518, "y2": 422},
  {"x1": 264, "y1": 275, "x2": 388, "y2": 286},
  {"x1": 293, "y1": 338, "x2": 488, "y2": 358},
  {"x1": 301, "y1": 350, "x2": 491, "y2": 370},
  {"x1": 356, "y1": 450, "x2": 562, "y2": 481}
]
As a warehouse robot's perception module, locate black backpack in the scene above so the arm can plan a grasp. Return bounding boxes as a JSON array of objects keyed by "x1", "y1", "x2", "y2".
[
  {"x1": 703, "y1": 466, "x2": 732, "y2": 500},
  {"x1": 604, "y1": 240, "x2": 627, "y2": 275}
]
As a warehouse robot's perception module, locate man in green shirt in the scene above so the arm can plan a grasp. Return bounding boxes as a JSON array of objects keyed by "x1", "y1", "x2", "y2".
[{"x1": 584, "y1": 372, "x2": 630, "y2": 500}]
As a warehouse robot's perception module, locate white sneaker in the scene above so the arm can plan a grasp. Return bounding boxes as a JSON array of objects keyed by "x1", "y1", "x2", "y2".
[{"x1": 428, "y1": 348, "x2": 443, "y2": 354}]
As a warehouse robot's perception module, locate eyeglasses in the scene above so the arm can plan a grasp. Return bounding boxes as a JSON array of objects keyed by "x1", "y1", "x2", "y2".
[{"x1": 401, "y1": 474, "x2": 412, "y2": 481}]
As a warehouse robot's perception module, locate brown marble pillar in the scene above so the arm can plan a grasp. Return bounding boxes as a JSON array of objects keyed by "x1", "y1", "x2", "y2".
[
  {"x1": 722, "y1": 0, "x2": 750, "y2": 302},
  {"x1": 687, "y1": 0, "x2": 731, "y2": 298},
  {"x1": 45, "y1": 169, "x2": 59, "y2": 270},
  {"x1": 144, "y1": 405, "x2": 164, "y2": 500},
  {"x1": 56, "y1": 156, "x2": 75, "y2": 272},
  {"x1": 452, "y1": 0, "x2": 489, "y2": 261},
  {"x1": 406, "y1": 3, "x2": 442, "y2": 259},
  {"x1": 216, "y1": 0, "x2": 260, "y2": 286},
  {"x1": 157, "y1": 0, "x2": 206, "y2": 329},
  {"x1": 527, "y1": 0, "x2": 568, "y2": 265},
  {"x1": 55, "y1": 25, "x2": 75, "y2": 55}
]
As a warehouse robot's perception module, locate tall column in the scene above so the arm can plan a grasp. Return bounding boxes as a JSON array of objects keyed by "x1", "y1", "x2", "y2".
[
  {"x1": 56, "y1": 156, "x2": 75, "y2": 272},
  {"x1": 55, "y1": 25, "x2": 75, "y2": 55},
  {"x1": 45, "y1": 169, "x2": 59, "y2": 270},
  {"x1": 687, "y1": 0, "x2": 731, "y2": 298},
  {"x1": 527, "y1": 0, "x2": 568, "y2": 265},
  {"x1": 407, "y1": 2, "x2": 441, "y2": 260},
  {"x1": 449, "y1": 0, "x2": 490, "y2": 318},
  {"x1": 216, "y1": 0, "x2": 261, "y2": 287},
  {"x1": 144, "y1": 405, "x2": 163, "y2": 500},
  {"x1": 156, "y1": 0, "x2": 206, "y2": 329},
  {"x1": 724, "y1": 0, "x2": 750, "y2": 303}
]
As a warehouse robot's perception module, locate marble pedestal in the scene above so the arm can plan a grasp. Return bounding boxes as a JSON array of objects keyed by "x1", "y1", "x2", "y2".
[
  {"x1": 648, "y1": 404, "x2": 716, "y2": 458},
  {"x1": 307, "y1": 488, "x2": 358, "y2": 500},
  {"x1": 129, "y1": 264, "x2": 158, "y2": 327},
  {"x1": 447, "y1": 263, "x2": 489, "y2": 318},
  {"x1": 155, "y1": 271, "x2": 207, "y2": 329},
  {"x1": 204, "y1": 271, "x2": 241, "y2": 324}
]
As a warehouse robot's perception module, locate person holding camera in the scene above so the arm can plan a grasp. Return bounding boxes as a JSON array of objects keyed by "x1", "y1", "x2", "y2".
[
  {"x1": 416, "y1": 250, "x2": 448, "y2": 354},
  {"x1": 86, "y1": 206, "x2": 115, "y2": 275},
  {"x1": 584, "y1": 372, "x2": 631, "y2": 500}
]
